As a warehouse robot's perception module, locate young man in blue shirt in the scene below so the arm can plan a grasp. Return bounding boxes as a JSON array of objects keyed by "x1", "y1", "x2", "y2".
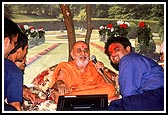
[
  {"x1": 104, "y1": 36, "x2": 164, "y2": 111},
  {"x1": 4, "y1": 17, "x2": 21, "y2": 111}
]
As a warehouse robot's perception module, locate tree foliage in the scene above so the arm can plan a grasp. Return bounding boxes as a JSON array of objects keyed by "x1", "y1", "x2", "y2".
[{"x1": 4, "y1": 4, "x2": 164, "y2": 21}]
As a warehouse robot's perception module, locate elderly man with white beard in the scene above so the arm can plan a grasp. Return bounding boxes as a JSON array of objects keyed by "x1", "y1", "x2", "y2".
[{"x1": 48, "y1": 41, "x2": 117, "y2": 104}]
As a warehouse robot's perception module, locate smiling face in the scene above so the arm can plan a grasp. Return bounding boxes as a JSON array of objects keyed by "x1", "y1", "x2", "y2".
[
  {"x1": 71, "y1": 41, "x2": 90, "y2": 68},
  {"x1": 108, "y1": 43, "x2": 130, "y2": 64}
]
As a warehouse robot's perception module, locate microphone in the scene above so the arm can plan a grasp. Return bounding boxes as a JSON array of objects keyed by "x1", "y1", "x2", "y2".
[
  {"x1": 91, "y1": 55, "x2": 104, "y2": 73},
  {"x1": 91, "y1": 55, "x2": 97, "y2": 63},
  {"x1": 91, "y1": 55, "x2": 115, "y2": 85}
]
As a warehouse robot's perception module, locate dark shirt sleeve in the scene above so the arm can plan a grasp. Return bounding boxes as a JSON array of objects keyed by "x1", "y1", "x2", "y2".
[
  {"x1": 119, "y1": 55, "x2": 141, "y2": 97},
  {"x1": 118, "y1": 53, "x2": 164, "y2": 97},
  {"x1": 7, "y1": 72, "x2": 23, "y2": 103},
  {"x1": 4, "y1": 59, "x2": 23, "y2": 103}
]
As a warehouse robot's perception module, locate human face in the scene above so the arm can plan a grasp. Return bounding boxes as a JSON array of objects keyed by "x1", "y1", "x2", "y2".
[
  {"x1": 4, "y1": 34, "x2": 18, "y2": 57},
  {"x1": 108, "y1": 43, "x2": 129, "y2": 64},
  {"x1": 16, "y1": 45, "x2": 28, "y2": 62},
  {"x1": 71, "y1": 42, "x2": 90, "y2": 68}
]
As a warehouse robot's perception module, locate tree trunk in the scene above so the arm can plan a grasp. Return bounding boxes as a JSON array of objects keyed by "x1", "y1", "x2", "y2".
[
  {"x1": 60, "y1": 4, "x2": 92, "y2": 60},
  {"x1": 59, "y1": 4, "x2": 76, "y2": 61},
  {"x1": 85, "y1": 4, "x2": 93, "y2": 45}
]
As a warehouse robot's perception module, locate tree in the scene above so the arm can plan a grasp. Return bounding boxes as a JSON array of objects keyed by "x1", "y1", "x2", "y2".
[
  {"x1": 85, "y1": 4, "x2": 93, "y2": 45},
  {"x1": 60, "y1": 4, "x2": 93, "y2": 61},
  {"x1": 59, "y1": 4, "x2": 76, "y2": 61}
]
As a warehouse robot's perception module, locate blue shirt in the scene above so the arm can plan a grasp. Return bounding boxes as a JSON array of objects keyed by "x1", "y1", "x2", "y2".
[
  {"x1": 119, "y1": 52, "x2": 164, "y2": 97},
  {"x1": 4, "y1": 58, "x2": 23, "y2": 103}
]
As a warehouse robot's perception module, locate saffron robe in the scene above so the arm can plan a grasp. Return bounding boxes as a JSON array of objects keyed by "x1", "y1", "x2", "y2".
[{"x1": 50, "y1": 61, "x2": 116, "y2": 100}]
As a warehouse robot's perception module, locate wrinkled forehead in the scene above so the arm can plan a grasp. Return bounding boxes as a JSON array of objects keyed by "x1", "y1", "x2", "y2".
[
  {"x1": 73, "y1": 42, "x2": 89, "y2": 49},
  {"x1": 108, "y1": 43, "x2": 122, "y2": 52}
]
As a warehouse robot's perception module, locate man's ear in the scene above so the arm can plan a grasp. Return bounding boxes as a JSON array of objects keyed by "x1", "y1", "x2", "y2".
[
  {"x1": 126, "y1": 46, "x2": 131, "y2": 53},
  {"x1": 70, "y1": 51, "x2": 74, "y2": 59},
  {"x1": 4, "y1": 37, "x2": 10, "y2": 47}
]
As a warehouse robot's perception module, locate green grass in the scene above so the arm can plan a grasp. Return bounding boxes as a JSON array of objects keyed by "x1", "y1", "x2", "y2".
[
  {"x1": 11, "y1": 13, "x2": 159, "y2": 25},
  {"x1": 11, "y1": 14, "x2": 58, "y2": 23},
  {"x1": 9, "y1": 13, "x2": 163, "y2": 85}
]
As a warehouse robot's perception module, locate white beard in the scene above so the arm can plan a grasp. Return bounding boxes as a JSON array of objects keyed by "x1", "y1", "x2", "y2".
[{"x1": 76, "y1": 56, "x2": 89, "y2": 68}]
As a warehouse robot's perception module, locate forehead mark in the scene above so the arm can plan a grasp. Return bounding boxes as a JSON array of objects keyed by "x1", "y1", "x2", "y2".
[{"x1": 108, "y1": 44, "x2": 120, "y2": 53}]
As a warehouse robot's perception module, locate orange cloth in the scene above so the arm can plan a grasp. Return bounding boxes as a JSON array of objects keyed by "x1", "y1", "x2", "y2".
[{"x1": 50, "y1": 61, "x2": 116, "y2": 100}]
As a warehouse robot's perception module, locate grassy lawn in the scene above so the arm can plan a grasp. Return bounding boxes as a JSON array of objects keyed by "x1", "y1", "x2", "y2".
[
  {"x1": 14, "y1": 14, "x2": 162, "y2": 85},
  {"x1": 11, "y1": 14, "x2": 58, "y2": 23},
  {"x1": 24, "y1": 29, "x2": 162, "y2": 85},
  {"x1": 24, "y1": 30, "x2": 115, "y2": 85},
  {"x1": 24, "y1": 41, "x2": 118, "y2": 85}
]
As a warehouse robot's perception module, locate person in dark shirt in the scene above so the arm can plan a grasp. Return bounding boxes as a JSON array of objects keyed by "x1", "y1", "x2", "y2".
[
  {"x1": 4, "y1": 31, "x2": 28, "y2": 111},
  {"x1": 104, "y1": 36, "x2": 164, "y2": 111},
  {"x1": 4, "y1": 17, "x2": 21, "y2": 111}
]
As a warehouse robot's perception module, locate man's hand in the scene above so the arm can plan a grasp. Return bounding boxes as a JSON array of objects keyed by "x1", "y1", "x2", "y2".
[
  {"x1": 93, "y1": 61, "x2": 105, "y2": 73},
  {"x1": 47, "y1": 89, "x2": 61, "y2": 104},
  {"x1": 52, "y1": 80, "x2": 70, "y2": 95},
  {"x1": 23, "y1": 86, "x2": 46, "y2": 107}
]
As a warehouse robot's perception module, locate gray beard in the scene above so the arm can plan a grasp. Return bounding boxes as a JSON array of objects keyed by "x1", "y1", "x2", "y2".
[{"x1": 76, "y1": 57, "x2": 89, "y2": 68}]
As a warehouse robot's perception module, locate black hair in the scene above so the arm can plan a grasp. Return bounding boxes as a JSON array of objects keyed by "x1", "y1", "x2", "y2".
[
  {"x1": 4, "y1": 17, "x2": 21, "y2": 42},
  {"x1": 104, "y1": 36, "x2": 132, "y2": 56},
  {"x1": 9, "y1": 32, "x2": 28, "y2": 54},
  {"x1": 104, "y1": 36, "x2": 132, "y2": 71}
]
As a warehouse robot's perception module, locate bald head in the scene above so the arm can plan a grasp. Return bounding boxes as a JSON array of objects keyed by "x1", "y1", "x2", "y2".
[
  {"x1": 71, "y1": 41, "x2": 90, "y2": 68},
  {"x1": 72, "y1": 41, "x2": 89, "y2": 51}
]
